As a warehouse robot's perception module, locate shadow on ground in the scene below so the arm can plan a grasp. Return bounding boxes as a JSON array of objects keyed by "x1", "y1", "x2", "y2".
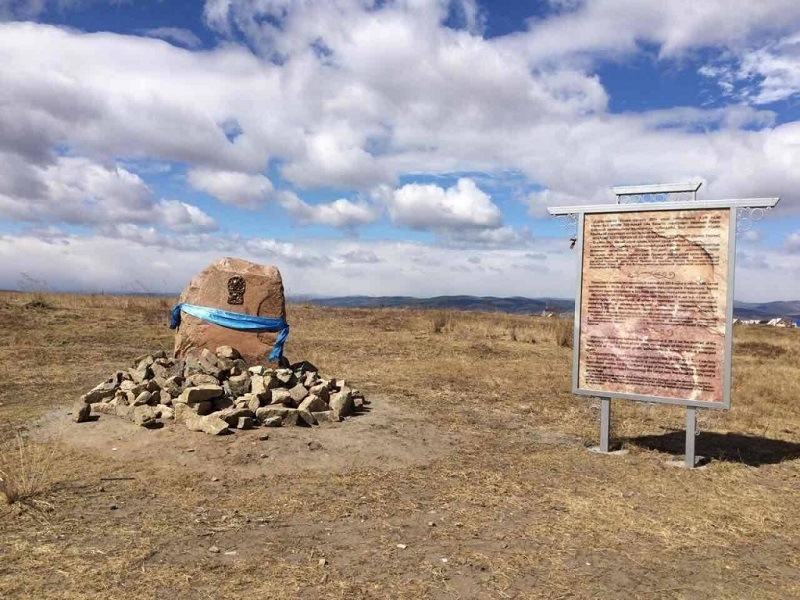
[{"x1": 623, "y1": 431, "x2": 800, "y2": 467}]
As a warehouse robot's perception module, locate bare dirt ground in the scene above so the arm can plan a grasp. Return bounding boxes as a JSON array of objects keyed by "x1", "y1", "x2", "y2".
[{"x1": 1, "y1": 292, "x2": 800, "y2": 599}]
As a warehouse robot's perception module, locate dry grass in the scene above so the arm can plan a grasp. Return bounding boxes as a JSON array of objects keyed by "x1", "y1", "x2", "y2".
[
  {"x1": 1, "y1": 292, "x2": 799, "y2": 599},
  {"x1": 0, "y1": 434, "x2": 59, "y2": 507}
]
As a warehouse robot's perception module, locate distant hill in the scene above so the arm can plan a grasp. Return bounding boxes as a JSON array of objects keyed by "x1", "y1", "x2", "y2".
[{"x1": 292, "y1": 295, "x2": 800, "y2": 321}]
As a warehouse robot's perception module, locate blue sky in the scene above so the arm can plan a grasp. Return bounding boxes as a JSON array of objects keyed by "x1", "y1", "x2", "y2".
[{"x1": 0, "y1": 0, "x2": 799, "y2": 300}]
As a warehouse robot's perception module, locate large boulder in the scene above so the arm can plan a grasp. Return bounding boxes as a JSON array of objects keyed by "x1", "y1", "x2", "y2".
[{"x1": 173, "y1": 257, "x2": 287, "y2": 365}]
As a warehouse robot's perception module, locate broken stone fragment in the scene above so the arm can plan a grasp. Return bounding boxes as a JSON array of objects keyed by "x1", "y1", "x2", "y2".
[
  {"x1": 298, "y1": 408, "x2": 316, "y2": 427},
  {"x1": 185, "y1": 414, "x2": 230, "y2": 436},
  {"x1": 329, "y1": 390, "x2": 355, "y2": 417},
  {"x1": 91, "y1": 402, "x2": 117, "y2": 416},
  {"x1": 159, "y1": 406, "x2": 175, "y2": 420},
  {"x1": 227, "y1": 372, "x2": 251, "y2": 397},
  {"x1": 176, "y1": 385, "x2": 224, "y2": 405},
  {"x1": 132, "y1": 391, "x2": 152, "y2": 407},
  {"x1": 72, "y1": 402, "x2": 92, "y2": 423},
  {"x1": 237, "y1": 416, "x2": 255, "y2": 430},
  {"x1": 269, "y1": 389, "x2": 293, "y2": 406},
  {"x1": 289, "y1": 384, "x2": 309, "y2": 406},
  {"x1": 82, "y1": 381, "x2": 117, "y2": 404},
  {"x1": 216, "y1": 407, "x2": 255, "y2": 426},
  {"x1": 275, "y1": 368, "x2": 294, "y2": 384},
  {"x1": 131, "y1": 405, "x2": 158, "y2": 427},
  {"x1": 185, "y1": 373, "x2": 219, "y2": 388},
  {"x1": 298, "y1": 395, "x2": 329, "y2": 414},
  {"x1": 308, "y1": 384, "x2": 330, "y2": 403},
  {"x1": 196, "y1": 401, "x2": 214, "y2": 416},
  {"x1": 158, "y1": 390, "x2": 172, "y2": 406},
  {"x1": 255, "y1": 406, "x2": 289, "y2": 421},
  {"x1": 312, "y1": 410, "x2": 340, "y2": 425},
  {"x1": 261, "y1": 416, "x2": 282, "y2": 427},
  {"x1": 162, "y1": 376, "x2": 183, "y2": 396},
  {"x1": 151, "y1": 362, "x2": 169, "y2": 380},
  {"x1": 248, "y1": 365, "x2": 267, "y2": 376},
  {"x1": 216, "y1": 346, "x2": 241, "y2": 360}
]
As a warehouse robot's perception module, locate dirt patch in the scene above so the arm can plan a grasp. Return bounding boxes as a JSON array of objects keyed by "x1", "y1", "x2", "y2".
[{"x1": 31, "y1": 395, "x2": 455, "y2": 479}]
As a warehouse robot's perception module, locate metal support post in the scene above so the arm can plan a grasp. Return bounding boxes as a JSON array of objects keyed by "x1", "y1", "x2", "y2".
[
  {"x1": 685, "y1": 407, "x2": 697, "y2": 468},
  {"x1": 599, "y1": 397, "x2": 611, "y2": 453}
]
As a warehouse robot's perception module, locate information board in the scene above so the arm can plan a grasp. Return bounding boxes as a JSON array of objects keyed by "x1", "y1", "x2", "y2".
[{"x1": 574, "y1": 207, "x2": 733, "y2": 408}]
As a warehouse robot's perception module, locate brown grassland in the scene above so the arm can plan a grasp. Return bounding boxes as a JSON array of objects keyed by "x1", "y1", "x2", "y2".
[{"x1": 1, "y1": 291, "x2": 799, "y2": 599}]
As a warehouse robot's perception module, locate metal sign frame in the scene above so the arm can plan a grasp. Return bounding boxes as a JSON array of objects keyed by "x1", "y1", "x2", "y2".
[{"x1": 548, "y1": 187, "x2": 780, "y2": 466}]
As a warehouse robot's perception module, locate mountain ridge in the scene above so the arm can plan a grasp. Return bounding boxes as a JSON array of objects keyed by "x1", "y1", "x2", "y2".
[{"x1": 292, "y1": 295, "x2": 800, "y2": 321}]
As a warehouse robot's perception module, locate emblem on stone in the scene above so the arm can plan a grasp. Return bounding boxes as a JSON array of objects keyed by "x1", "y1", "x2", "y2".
[{"x1": 227, "y1": 276, "x2": 246, "y2": 305}]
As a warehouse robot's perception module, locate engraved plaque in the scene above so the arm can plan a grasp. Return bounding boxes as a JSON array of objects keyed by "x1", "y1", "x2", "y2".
[{"x1": 227, "y1": 276, "x2": 246, "y2": 305}]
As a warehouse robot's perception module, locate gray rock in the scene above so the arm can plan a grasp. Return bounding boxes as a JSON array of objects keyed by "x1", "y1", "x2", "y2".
[
  {"x1": 145, "y1": 379, "x2": 161, "y2": 394},
  {"x1": 270, "y1": 389, "x2": 293, "y2": 406},
  {"x1": 185, "y1": 373, "x2": 219, "y2": 388},
  {"x1": 297, "y1": 408, "x2": 316, "y2": 427},
  {"x1": 217, "y1": 407, "x2": 255, "y2": 426},
  {"x1": 244, "y1": 394, "x2": 262, "y2": 413},
  {"x1": 82, "y1": 381, "x2": 117, "y2": 404},
  {"x1": 298, "y1": 394, "x2": 329, "y2": 413},
  {"x1": 196, "y1": 401, "x2": 214, "y2": 416},
  {"x1": 353, "y1": 396, "x2": 364, "y2": 410},
  {"x1": 282, "y1": 409, "x2": 300, "y2": 426},
  {"x1": 185, "y1": 414, "x2": 230, "y2": 435},
  {"x1": 255, "y1": 406, "x2": 299, "y2": 426},
  {"x1": 289, "y1": 384, "x2": 309, "y2": 406},
  {"x1": 304, "y1": 372, "x2": 319, "y2": 388},
  {"x1": 119, "y1": 380, "x2": 137, "y2": 392},
  {"x1": 158, "y1": 390, "x2": 172, "y2": 406},
  {"x1": 275, "y1": 368, "x2": 294, "y2": 384},
  {"x1": 250, "y1": 375, "x2": 268, "y2": 398},
  {"x1": 159, "y1": 406, "x2": 175, "y2": 420},
  {"x1": 216, "y1": 345, "x2": 241, "y2": 360},
  {"x1": 329, "y1": 391, "x2": 355, "y2": 417},
  {"x1": 227, "y1": 373, "x2": 251, "y2": 397},
  {"x1": 162, "y1": 376, "x2": 183, "y2": 396},
  {"x1": 91, "y1": 402, "x2": 117, "y2": 416},
  {"x1": 131, "y1": 405, "x2": 158, "y2": 427},
  {"x1": 308, "y1": 384, "x2": 330, "y2": 403},
  {"x1": 248, "y1": 365, "x2": 267, "y2": 376},
  {"x1": 198, "y1": 349, "x2": 222, "y2": 377},
  {"x1": 311, "y1": 410, "x2": 340, "y2": 425},
  {"x1": 132, "y1": 391, "x2": 152, "y2": 407},
  {"x1": 176, "y1": 385, "x2": 224, "y2": 405},
  {"x1": 151, "y1": 362, "x2": 169, "y2": 380},
  {"x1": 237, "y1": 417, "x2": 255, "y2": 430},
  {"x1": 72, "y1": 402, "x2": 92, "y2": 423},
  {"x1": 262, "y1": 416, "x2": 282, "y2": 427},
  {"x1": 255, "y1": 406, "x2": 289, "y2": 421}
]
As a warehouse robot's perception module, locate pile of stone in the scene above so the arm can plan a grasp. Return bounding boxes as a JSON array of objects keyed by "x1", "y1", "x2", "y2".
[{"x1": 75, "y1": 346, "x2": 368, "y2": 435}]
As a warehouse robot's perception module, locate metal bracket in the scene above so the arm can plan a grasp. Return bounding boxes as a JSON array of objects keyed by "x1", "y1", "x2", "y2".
[{"x1": 736, "y1": 206, "x2": 772, "y2": 236}]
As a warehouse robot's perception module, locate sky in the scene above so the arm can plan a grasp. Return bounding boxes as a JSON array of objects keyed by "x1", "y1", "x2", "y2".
[{"x1": 0, "y1": 0, "x2": 799, "y2": 301}]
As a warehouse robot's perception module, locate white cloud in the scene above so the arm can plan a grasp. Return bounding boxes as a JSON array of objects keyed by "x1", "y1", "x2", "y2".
[
  {"x1": 387, "y1": 178, "x2": 503, "y2": 231},
  {"x1": 501, "y1": 0, "x2": 800, "y2": 64},
  {"x1": 787, "y1": 231, "x2": 800, "y2": 253},
  {"x1": 142, "y1": 27, "x2": 202, "y2": 49},
  {"x1": 279, "y1": 191, "x2": 379, "y2": 229},
  {"x1": 187, "y1": 168, "x2": 274, "y2": 208},
  {"x1": 703, "y1": 34, "x2": 800, "y2": 105},
  {"x1": 3, "y1": 228, "x2": 797, "y2": 301},
  {"x1": 0, "y1": 154, "x2": 217, "y2": 232},
  {"x1": 154, "y1": 200, "x2": 218, "y2": 233}
]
